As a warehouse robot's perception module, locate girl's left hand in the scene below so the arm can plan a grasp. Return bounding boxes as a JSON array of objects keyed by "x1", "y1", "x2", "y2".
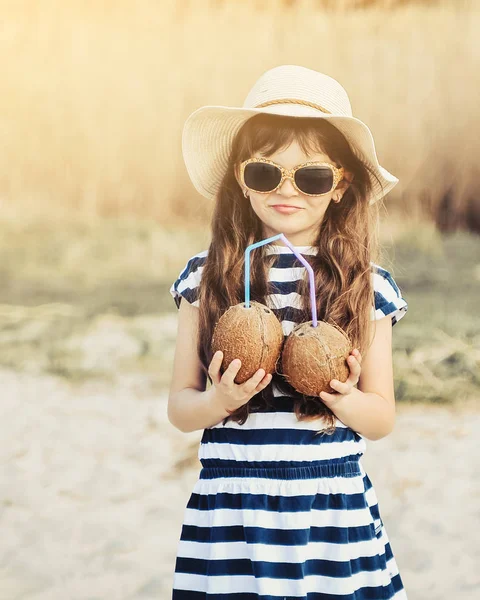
[{"x1": 319, "y1": 348, "x2": 362, "y2": 407}]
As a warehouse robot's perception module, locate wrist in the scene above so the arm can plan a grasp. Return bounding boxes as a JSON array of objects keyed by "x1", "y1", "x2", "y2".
[{"x1": 205, "y1": 386, "x2": 231, "y2": 419}]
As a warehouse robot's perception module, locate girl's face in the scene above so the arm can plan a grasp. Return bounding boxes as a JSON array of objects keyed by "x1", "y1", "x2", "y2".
[{"x1": 235, "y1": 139, "x2": 352, "y2": 246}]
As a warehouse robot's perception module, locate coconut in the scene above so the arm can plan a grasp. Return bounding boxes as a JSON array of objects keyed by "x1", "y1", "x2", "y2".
[
  {"x1": 211, "y1": 300, "x2": 284, "y2": 384},
  {"x1": 281, "y1": 320, "x2": 352, "y2": 396}
]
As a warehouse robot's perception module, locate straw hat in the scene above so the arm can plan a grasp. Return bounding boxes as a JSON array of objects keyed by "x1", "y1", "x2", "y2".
[{"x1": 182, "y1": 64, "x2": 398, "y2": 205}]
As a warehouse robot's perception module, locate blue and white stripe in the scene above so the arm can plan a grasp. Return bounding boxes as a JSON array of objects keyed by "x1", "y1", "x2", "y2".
[
  {"x1": 169, "y1": 245, "x2": 408, "y2": 328},
  {"x1": 170, "y1": 245, "x2": 408, "y2": 599}
]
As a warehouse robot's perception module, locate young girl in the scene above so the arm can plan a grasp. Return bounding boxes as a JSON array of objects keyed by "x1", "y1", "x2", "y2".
[{"x1": 168, "y1": 65, "x2": 409, "y2": 599}]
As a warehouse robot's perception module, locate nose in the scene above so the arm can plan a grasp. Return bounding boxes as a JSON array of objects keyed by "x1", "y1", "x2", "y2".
[{"x1": 278, "y1": 175, "x2": 298, "y2": 196}]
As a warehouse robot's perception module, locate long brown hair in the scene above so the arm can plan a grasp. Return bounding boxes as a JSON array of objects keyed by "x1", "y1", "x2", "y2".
[{"x1": 196, "y1": 113, "x2": 384, "y2": 433}]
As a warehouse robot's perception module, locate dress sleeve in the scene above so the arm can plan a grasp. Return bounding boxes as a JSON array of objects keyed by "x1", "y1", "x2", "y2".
[
  {"x1": 370, "y1": 264, "x2": 408, "y2": 326},
  {"x1": 169, "y1": 251, "x2": 207, "y2": 309}
]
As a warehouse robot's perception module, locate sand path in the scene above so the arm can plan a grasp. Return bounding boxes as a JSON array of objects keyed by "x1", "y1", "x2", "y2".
[{"x1": 0, "y1": 368, "x2": 478, "y2": 599}]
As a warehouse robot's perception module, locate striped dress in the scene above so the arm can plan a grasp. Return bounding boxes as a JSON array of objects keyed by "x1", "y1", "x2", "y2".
[{"x1": 169, "y1": 244, "x2": 409, "y2": 600}]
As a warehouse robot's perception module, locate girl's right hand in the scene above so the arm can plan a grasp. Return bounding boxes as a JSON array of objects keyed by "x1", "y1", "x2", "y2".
[{"x1": 208, "y1": 350, "x2": 272, "y2": 415}]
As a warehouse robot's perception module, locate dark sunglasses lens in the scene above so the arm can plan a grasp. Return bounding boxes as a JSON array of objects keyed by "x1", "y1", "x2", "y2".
[
  {"x1": 244, "y1": 162, "x2": 282, "y2": 192},
  {"x1": 295, "y1": 166, "x2": 334, "y2": 194}
]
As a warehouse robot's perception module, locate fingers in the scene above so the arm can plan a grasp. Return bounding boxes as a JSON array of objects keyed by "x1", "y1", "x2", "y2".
[
  {"x1": 346, "y1": 353, "x2": 361, "y2": 379},
  {"x1": 244, "y1": 369, "x2": 272, "y2": 394},
  {"x1": 320, "y1": 388, "x2": 338, "y2": 401},
  {"x1": 209, "y1": 351, "x2": 272, "y2": 392},
  {"x1": 221, "y1": 357, "x2": 243, "y2": 387},
  {"x1": 351, "y1": 348, "x2": 362, "y2": 364},
  {"x1": 222, "y1": 359, "x2": 271, "y2": 392},
  {"x1": 328, "y1": 378, "x2": 350, "y2": 395},
  {"x1": 256, "y1": 372, "x2": 273, "y2": 391},
  {"x1": 327, "y1": 349, "x2": 362, "y2": 394},
  {"x1": 208, "y1": 350, "x2": 225, "y2": 385}
]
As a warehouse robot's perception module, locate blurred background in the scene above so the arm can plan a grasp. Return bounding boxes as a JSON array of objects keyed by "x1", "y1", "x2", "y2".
[{"x1": 0, "y1": 0, "x2": 478, "y2": 598}]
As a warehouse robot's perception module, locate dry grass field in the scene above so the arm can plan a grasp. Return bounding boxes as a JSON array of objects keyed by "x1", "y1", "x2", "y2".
[{"x1": 0, "y1": 0, "x2": 478, "y2": 227}]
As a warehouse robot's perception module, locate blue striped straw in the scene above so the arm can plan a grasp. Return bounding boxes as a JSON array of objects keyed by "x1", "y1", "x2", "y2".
[{"x1": 244, "y1": 233, "x2": 318, "y2": 327}]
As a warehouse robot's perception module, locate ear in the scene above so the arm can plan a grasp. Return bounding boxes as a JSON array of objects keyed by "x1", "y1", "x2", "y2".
[{"x1": 336, "y1": 169, "x2": 354, "y2": 197}]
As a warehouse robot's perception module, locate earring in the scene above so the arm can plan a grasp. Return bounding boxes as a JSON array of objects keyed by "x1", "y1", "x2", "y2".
[{"x1": 243, "y1": 189, "x2": 249, "y2": 199}]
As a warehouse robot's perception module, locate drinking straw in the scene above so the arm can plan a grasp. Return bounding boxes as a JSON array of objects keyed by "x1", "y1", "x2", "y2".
[{"x1": 244, "y1": 233, "x2": 318, "y2": 327}]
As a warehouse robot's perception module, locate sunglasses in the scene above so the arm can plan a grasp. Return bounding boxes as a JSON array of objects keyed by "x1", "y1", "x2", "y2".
[{"x1": 240, "y1": 157, "x2": 345, "y2": 197}]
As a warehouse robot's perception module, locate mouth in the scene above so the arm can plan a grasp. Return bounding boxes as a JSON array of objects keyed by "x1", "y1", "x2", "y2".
[{"x1": 270, "y1": 204, "x2": 303, "y2": 214}]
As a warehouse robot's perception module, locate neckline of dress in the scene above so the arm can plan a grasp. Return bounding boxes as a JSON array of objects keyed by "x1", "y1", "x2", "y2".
[{"x1": 264, "y1": 244, "x2": 318, "y2": 256}]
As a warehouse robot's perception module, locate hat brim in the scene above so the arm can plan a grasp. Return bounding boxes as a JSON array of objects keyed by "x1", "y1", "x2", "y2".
[{"x1": 182, "y1": 104, "x2": 398, "y2": 205}]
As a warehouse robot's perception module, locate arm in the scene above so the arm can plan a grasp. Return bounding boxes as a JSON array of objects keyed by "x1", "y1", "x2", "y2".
[
  {"x1": 168, "y1": 387, "x2": 231, "y2": 433},
  {"x1": 322, "y1": 315, "x2": 396, "y2": 441},
  {"x1": 167, "y1": 298, "x2": 230, "y2": 433}
]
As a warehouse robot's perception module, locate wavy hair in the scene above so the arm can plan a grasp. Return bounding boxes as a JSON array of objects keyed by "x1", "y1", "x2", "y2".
[{"x1": 196, "y1": 113, "x2": 385, "y2": 434}]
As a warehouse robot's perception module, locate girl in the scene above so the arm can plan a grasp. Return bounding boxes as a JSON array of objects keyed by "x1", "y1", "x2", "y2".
[{"x1": 168, "y1": 65, "x2": 409, "y2": 599}]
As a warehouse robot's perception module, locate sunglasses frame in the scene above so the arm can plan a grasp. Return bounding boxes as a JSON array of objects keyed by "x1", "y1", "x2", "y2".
[{"x1": 240, "y1": 157, "x2": 345, "y2": 197}]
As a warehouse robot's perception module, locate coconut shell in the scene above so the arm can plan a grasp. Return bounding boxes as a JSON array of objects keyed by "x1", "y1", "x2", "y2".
[
  {"x1": 211, "y1": 301, "x2": 284, "y2": 384},
  {"x1": 281, "y1": 320, "x2": 352, "y2": 397}
]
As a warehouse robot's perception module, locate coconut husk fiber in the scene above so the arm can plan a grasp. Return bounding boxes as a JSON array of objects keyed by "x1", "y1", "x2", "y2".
[
  {"x1": 211, "y1": 301, "x2": 284, "y2": 384},
  {"x1": 281, "y1": 320, "x2": 352, "y2": 397}
]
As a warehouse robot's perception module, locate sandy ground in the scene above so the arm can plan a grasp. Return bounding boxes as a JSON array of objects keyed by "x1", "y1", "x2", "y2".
[{"x1": 0, "y1": 367, "x2": 478, "y2": 600}]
